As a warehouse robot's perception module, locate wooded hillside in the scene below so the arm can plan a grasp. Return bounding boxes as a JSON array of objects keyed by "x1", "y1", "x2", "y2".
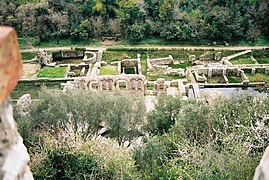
[{"x1": 1, "y1": 0, "x2": 268, "y2": 43}]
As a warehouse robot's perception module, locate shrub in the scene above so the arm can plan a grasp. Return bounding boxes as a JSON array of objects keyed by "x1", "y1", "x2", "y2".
[{"x1": 30, "y1": 133, "x2": 138, "y2": 179}]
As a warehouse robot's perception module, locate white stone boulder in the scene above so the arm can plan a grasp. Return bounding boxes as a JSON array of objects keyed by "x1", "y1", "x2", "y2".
[{"x1": 254, "y1": 146, "x2": 269, "y2": 180}]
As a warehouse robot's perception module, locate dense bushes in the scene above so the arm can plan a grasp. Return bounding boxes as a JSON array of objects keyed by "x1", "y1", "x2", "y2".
[
  {"x1": 16, "y1": 88, "x2": 145, "y2": 144},
  {"x1": 30, "y1": 133, "x2": 138, "y2": 179},
  {"x1": 137, "y1": 93, "x2": 269, "y2": 179},
  {"x1": 15, "y1": 90, "x2": 269, "y2": 179}
]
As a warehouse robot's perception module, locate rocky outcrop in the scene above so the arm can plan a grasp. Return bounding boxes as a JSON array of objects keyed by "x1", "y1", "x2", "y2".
[
  {"x1": 0, "y1": 27, "x2": 33, "y2": 180},
  {"x1": 0, "y1": 98, "x2": 33, "y2": 180},
  {"x1": 17, "y1": 94, "x2": 32, "y2": 116}
]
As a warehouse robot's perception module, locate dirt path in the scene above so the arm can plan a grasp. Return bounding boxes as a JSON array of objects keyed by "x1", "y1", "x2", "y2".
[{"x1": 20, "y1": 45, "x2": 269, "y2": 52}]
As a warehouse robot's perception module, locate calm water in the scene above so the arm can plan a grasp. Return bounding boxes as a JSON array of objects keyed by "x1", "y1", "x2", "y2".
[{"x1": 189, "y1": 87, "x2": 267, "y2": 99}]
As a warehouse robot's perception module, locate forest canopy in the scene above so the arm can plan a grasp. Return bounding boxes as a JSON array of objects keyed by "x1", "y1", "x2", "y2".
[{"x1": 0, "y1": 0, "x2": 268, "y2": 43}]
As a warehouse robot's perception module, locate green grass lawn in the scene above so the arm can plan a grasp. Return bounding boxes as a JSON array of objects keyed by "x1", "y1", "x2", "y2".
[
  {"x1": 119, "y1": 86, "x2": 126, "y2": 90},
  {"x1": 227, "y1": 76, "x2": 242, "y2": 83},
  {"x1": 147, "y1": 86, "x2": 154, "y2": 90},
  {"x1": 35, "y1": 38, "x2": 101, "y2": 47},
  {"x1": 114, "y1": 36, "x2": 269, "y2": 46},
  {"x1": 168, "y1": 62, "x2": 192, "y2": 69},
  {"x1": 100, "y1": 66, "x2": 117, "y2": 75},
  {"x1": 19, "y1": 37, "x2": 101, "y2": 48},
  {"x1": 230, "y1": 57, "x2": 254, "y2": 64},
  {"x1": 21, "y1": 52, "x2": 38, "y2": 60},
  {"x1": 102, "y1": 51, "x2": 140, "y2": 64},
  {"x1": 255, "y1": 57, "x2": 269, "y2": 64},
  {"x1": 246, "y1": 73, "x2": 269, "y2": 83},
  {"x1": 207, "y1": 76, "x2": 226, "y2": 84},
  {"x1": 146, "y1": 72, "x2": 185, "y2": 81},
  {"x1": 37, "y1": 67, "x2": 67, "y2": 78}
]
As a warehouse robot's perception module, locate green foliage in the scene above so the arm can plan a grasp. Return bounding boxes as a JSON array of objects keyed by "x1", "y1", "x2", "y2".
[
  {"x1": 18, "y1": 38, "x2": 29, "y2": 49},
  {"x1": 134, "y1": 94, "x2": 269, "y2": 179},
  {"x1": 1, "y1": 0, "x2": 269, "y2": 44},
  {"x1": 105, "y1": 93, "x2": 145, "y2": 145},
  {"x1": 34, "y1": 146, "x2": 100, "y2": 179},
  {"x1": 127, "y1": 23, "x2": 144, "y2": 42},
  {"x1": 147, "y1": 96, "x2": 182, "y2": 135},
  {"x1": 253, "y1": 49, "x2": 269, "y2": 64},
  {"x1": 15, "y1": 89, "x2": 269, "y2": 179},
  {"x1": 17, "y1": 88, "x2": 145, "y2": 143},
  {"x1": 29, "y1": 133, "x2": 138, "y2": 179},
  {"x1": 71, "y1": 19, "x2": 92, "y2": 40},
  {"x1": 37, "y1": 67, "x2": 67, "y2": 78},
  {"x1": 133, "y1": 135, "x2": 178, "y2": 179},
  {"x1": 11, "y1": 80, "x2": 63, "y2": 99}
]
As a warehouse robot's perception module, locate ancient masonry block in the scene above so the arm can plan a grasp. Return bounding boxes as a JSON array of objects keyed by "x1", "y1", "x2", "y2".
[{"x1": 0, "y1": 27, "x2": 33, "y2": 180}]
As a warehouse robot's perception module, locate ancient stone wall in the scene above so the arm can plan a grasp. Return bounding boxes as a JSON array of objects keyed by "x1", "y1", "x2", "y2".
[
  {"x1": 83, "y1": 51, "x2": 97, "y2": 64},
  {"x1": 0, "y1": 27, "x2": 33, "y2": 180}
]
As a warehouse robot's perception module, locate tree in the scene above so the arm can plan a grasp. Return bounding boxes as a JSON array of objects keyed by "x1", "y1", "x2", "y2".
[
  {"x1": 71, "y1": 19, "x2": 92, "y2": 40},
  {"x1": 105, "y1": 93, "x2": 145, "y2": 145},
  {"x1": 127, "y1": 23, "x2": 144, "y2": 42},
  {"x1": 147, "y1": 95, "x2": 182, "y2": 135},
  {"x1": 90, "y1": 16, "x2": 105, "y2": 37},
  {"x1": 159, "y1": 0, "x2": 175, "y2": 21},
  {"x1": 50, "y1": 12, "x2": 69, "y2": 44},
  {"x1": 108, "y1": 18, "x2": 122, "y2": 35}
]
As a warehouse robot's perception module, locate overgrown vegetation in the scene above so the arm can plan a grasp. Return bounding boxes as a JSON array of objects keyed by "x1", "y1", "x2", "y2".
[
  {"x1": 14, "y1": 89, "x2": 269, "y2": 179},
  {"x1": 206, "y1": 76, "x2": 226, "y2": 84},
  {"x1": 246, "y1": 73, "x2": 269, "y2": 84}
]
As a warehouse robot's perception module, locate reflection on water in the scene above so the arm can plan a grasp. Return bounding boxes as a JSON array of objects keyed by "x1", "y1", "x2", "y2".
[{"x1": 189, "y1": 87, "x2": 267, "y2": 99}]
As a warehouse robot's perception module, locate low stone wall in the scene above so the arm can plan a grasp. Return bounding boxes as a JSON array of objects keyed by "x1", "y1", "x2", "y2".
[
  {"x1": 147, "y1": 55, "x2": 173, "y2": 71},
  {"x1": 83, "y1": 51, "x2": 97, "y2": 64},
  {"x1": 115, "y1": 55, "x2": 142, "y2": 75}
]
